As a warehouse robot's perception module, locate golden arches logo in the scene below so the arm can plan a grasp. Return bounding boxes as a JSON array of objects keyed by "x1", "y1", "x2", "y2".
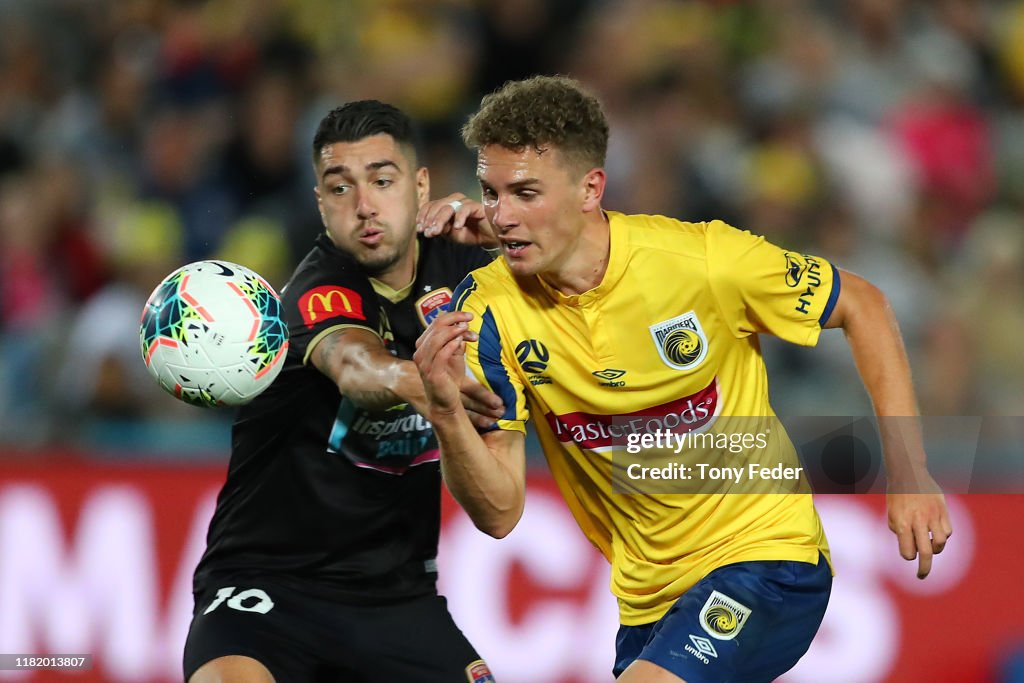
[
  {"x1": 703, "y1": 605, "x2": 739, "y2": 636},
  {"x1": 308, "y1": 290, "x2": 353, "y2": 319},
  {"x1": 298, "y1": 285, "x2": 366, "y2": 327},
  {"x1": 663, "y1": 328, "x2": 702, "y2": 366}
]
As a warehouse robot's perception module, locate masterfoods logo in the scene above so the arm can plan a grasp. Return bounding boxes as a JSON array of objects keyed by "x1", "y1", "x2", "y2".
[{"x1": 544, "y1": 378, "x2": 720, "y2": 451}]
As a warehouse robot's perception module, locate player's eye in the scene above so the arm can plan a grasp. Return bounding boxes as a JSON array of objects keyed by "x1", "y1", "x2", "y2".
[
  {"x1": 517, "y1": 189, "x2": 537, "y2": 200},
  {"x1": 374, "y1": 177, "x2": 394, "y2": 188},
  {"x1": 331, "y1": 184, "x2": 351, "y2": 195}
]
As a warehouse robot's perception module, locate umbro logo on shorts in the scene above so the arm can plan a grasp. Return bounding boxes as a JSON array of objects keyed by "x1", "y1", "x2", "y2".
[
  {"x1": 689, "y1": 634, "x2": 718, "y2": 657},
  {"x1": 686, "y1": 634, "x2": 719, "y2": 663}
]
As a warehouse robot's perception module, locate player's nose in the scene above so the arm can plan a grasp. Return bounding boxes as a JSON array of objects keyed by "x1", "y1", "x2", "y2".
[
  {"x1": 355, "y1": 186, "x2": 378, "y2": 220},
  {"x1": 491, "y1": 196, "x2": 518, "y2": 231}
]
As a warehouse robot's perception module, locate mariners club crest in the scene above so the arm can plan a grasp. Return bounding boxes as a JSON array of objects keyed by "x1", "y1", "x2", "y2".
[
  {"x1": 649, "y1": 311, "x2": 709, "y2": 371},
  {"x1": 699, "y1": 590, "x2": 752, "y2": 640}
]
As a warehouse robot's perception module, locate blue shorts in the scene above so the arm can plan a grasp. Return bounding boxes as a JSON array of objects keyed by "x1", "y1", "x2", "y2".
[{"x1": 613, "y1": 553, "x2": 831, "y2": 682}]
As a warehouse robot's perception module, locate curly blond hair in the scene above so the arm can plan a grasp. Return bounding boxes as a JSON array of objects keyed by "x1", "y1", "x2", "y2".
[{"x1": 462, "y1": 75, "x2": 609, "y2": 175}]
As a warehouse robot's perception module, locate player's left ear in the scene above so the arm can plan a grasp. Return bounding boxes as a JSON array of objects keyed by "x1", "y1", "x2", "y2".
[
  {"x1": 581, "y1": 167, "x2": 606, "y2": 213},
  {"x1": 416, "y1": 166, "x2": 431, "y2": 208}
]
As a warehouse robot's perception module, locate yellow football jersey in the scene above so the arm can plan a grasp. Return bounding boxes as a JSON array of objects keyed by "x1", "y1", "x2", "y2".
[{"x1": 453, "y1": 212, "x2": 838, "y2": 625}]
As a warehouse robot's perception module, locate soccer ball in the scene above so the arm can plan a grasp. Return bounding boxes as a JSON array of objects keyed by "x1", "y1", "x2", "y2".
[{"x1": 140, "y1": 260, "x2": 289, "y2": 407}]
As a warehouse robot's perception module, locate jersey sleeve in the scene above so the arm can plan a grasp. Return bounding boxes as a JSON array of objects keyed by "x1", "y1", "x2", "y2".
[
  {"x1": 705, "y1": 220, "x2": 841, "y2": 346},
  {"x1": 280, "y1": 256, "x2": 381, "y2": 366},
  {"x1": 451, "y1": 273, "x2": 529, "y2": 433}
]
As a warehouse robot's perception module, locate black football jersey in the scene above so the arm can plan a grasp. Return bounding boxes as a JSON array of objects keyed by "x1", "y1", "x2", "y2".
[{"x1": 193, "y1": 233, "x2": 491, "y2": 603}]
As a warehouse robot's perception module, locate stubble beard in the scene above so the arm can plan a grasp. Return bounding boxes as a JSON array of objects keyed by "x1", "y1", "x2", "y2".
[
  {"x1": 355, "y1": 231, "x2": 415, "y2": 278},
  {"x1": 352, "y1": 244, "x2": 397, "y2": 275}
]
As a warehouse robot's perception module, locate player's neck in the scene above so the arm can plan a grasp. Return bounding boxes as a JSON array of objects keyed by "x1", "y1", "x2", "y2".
[{"x1": 540, "y1": 211, "x2": 610, "y2": 296}]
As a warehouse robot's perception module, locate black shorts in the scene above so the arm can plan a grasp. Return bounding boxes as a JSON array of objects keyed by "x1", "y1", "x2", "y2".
[{"x1": 183, "y1": 576, "x2": 493, "y2": 682}]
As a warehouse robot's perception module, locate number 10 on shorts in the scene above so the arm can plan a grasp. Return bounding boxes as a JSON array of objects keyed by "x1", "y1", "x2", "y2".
[{"x1": 203, "y1": 586, "x2": 275, "y2": 615}]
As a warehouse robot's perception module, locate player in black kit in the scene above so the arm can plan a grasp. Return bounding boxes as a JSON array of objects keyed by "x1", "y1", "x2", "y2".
[{"x1": 183, "y1": 101, "x2": 504, "y2": 683}]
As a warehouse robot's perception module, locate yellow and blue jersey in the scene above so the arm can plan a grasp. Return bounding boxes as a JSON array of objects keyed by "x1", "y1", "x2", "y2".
[{"x1": 452, "y1": 212, "x2": 839, "y2": 625}]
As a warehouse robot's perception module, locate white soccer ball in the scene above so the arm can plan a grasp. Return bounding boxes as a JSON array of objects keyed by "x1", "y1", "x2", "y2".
[{"x1": 140, "y1": 260, "x2": 289, "y2": 407}]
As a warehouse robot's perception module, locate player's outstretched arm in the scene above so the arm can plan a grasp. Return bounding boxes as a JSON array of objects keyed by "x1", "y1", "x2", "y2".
[
  {"x1": 824, "y1": 269, "x2": 952, "y2": 579},
  {"x1": 310, "y1": 326, "x2": 504, "y2": 426},
  {"x1": 310, "y1": 326, "x2": 430, "y2": 413},
  {"x1": 414, "y1": 311, "x2": 527, "y2": 538},
  {"x1": 416, "y1": 193, "x2": 499, "y2": 249}
]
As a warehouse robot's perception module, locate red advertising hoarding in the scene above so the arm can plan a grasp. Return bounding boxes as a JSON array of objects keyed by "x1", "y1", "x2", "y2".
[{"x1": 0, "y1": 456, "x2": 1020, "y2": 683}]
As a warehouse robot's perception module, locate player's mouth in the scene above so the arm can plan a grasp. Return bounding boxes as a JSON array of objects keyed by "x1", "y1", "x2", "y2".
[
  {"x1": 501, "y1": 238, "x2": 533, "y2": 257},
  {"x1": 358, "y1": 227, "x2": 385, "y2": 246}
]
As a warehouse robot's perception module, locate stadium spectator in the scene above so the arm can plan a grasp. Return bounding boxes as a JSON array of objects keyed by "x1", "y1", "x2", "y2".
[
  {"x1": 55, "y1": 201, "x2": 190, "y2": 424},
  {"x1": 0, "y1": 0, "x2": 1016, "y2": 481}
]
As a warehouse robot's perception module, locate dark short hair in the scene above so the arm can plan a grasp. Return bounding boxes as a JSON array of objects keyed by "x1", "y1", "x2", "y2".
[
  {"x1": 462, "y1": 75, "x2": 609, "y2": 174},
  {"x1": 312, "y1": 100, "x2": 422, "y2": 165}
]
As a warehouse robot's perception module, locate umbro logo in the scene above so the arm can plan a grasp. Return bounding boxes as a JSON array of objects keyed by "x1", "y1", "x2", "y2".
[
  {"x1": 685, "y1": 634, "x2": 718, "y2": 665},
  {"x1": 592, "y1": 369, "x2": 625, "y2": 380},
  {"x1": 592, "y1": 368, "x2": 626, "y2": 387}
]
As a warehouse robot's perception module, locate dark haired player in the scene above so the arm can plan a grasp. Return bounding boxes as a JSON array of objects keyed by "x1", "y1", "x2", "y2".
[{"x1": 183, "y1": 101, "x2": 502, "y2": 683}]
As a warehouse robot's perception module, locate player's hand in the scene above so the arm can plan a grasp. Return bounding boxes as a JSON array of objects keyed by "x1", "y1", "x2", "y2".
[
  {"x1": 416, "y1": 193, "x2": 498, "y2": 249},
  {"x1": 414, "y1": 311, "x2": 470, "y2": 414},
  {"x1": 415, "y1": 311, "x2": 500, "y2": 429},
  {"x1": 886, "y1": 471, "x2": 952, "y2": 579},
  {"x1": 459, "y1": 373, "x2": 505, "y2": 430}
]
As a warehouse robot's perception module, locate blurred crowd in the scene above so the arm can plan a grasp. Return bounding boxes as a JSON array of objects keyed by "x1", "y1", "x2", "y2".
[{"x1": 1, "y1": 0, "x2": 1023, "y2": 455}]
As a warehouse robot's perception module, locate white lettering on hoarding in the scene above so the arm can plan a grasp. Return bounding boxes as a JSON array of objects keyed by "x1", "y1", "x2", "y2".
[
  {"x1": 780, "y1": 497, "x2": 974, "y2": 683},
  {"x1": 438, "y1": 491, "x2": 618, "y2": 683},
  {"x1": 0, "y1": 485, "x2": 218, "y2": 682},
  {"x1": 0, "y1": 486, "x2": 158, "y2": 680},
  {"x1": 159, "y1": 491, "x2": 218, "y2": 678},
  {"x1": 0, "y1": 481, "x2": 975, "y2": 683}
]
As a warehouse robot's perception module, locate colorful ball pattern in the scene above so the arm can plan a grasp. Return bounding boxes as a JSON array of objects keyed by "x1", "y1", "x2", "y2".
[{"x1": 140, "y1": 260, "x2": 289, "y2": 407}]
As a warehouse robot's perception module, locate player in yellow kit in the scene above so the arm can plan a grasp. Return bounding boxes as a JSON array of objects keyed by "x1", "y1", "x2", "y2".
[
  {"x1": 447, "y1": 211, "x2": 834, "y2": 624},
  {"x1": 414, "y1": 76, "x2": 951, "y2": 682}
]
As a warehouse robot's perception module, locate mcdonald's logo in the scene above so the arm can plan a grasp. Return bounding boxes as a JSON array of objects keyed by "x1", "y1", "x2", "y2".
[{"x1": 298, "y1": 285, "x2": 366, "y2": 328}]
